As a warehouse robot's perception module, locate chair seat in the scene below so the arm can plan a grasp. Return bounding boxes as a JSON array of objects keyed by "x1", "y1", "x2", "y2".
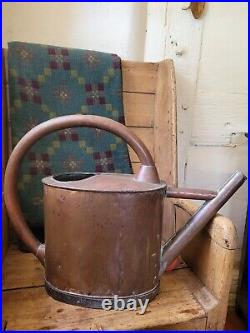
[{"x1": 2, "y1": 247, "x2": 216, "y2": 330}]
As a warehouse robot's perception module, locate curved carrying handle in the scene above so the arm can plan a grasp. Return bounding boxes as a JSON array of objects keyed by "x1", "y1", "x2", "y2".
[{"x1": 4, "y1": 115, "x2": 159, "y2": 265}]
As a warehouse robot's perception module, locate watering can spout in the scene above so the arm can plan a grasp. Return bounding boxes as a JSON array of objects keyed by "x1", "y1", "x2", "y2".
[{"x1": 160, "y1": 170, "x2": 247, "y2": 275}]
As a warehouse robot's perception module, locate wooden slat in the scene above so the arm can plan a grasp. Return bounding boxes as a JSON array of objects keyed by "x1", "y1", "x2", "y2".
[
  {"x1": 131, "y1": 162, "x2": 141, "y2": 174},
  {"x1": 3, "y1": 286, "x2": 205, "y2": 331},
  {"x1": 154, "y1": 59, "x2": 177, "y2": 185},
  {"x1": 122, "y1": 61, "x2": 158, "y2": 93},
  {"x1": 127, "y1": 127, "x2": 154, "y2": 162},
  {"x1": 154, "y1": 60, "x2": 177, "y2": 242},
  {"x1": 2, "y1": 249, "x2": 206, "y2": 331},
  {"x1": 123, "y1": 92, "x2": 155, "y2": 127},
  {"x1": 3, "y1": 248, "x2": 44, "y2": 290},
  {"x1": 156, "y1": 318, "x2": 207, "y2": 331}
]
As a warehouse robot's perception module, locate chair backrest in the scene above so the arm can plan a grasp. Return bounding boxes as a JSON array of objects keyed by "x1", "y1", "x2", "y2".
[
  {"x1": 122, "y1": 60, "x2": 177, "y2": 240},
  {"x1": 2, "y1": 53, "x2": 177, "y2": 252}
]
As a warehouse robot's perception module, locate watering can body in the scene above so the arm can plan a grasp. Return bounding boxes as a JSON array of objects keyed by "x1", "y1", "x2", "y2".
[
  {"x1": 4, "y1": 115, "x2": 246, "y2": 309},
  {"x1": 43, "y1": 173, "x2": 165, "y2": 307}
]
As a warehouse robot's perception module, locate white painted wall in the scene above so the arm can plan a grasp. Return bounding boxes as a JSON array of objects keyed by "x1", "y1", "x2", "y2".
[
  {"x1": 2, "y1": 2, "x2": 147, "y2": 61},
  {"x1": 145, "y1": 2, "x2": 248, "y2": 245}
]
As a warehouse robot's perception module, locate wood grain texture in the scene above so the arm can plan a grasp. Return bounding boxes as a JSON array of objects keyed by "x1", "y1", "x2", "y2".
[
  {"x1": 154, "y1": 60, "x2": 177, "y2": 185},
  {"x1": 228, "y1": 249, "x2": 241, "y2": 308},
  {"x1": 3, "y1": 247, "x2": 44, "y2": 290},
  {"x1": 131, "y1": 162, "x2": 141, "y2": 174},
  {"x1": 3, "y1": 286, "x2": 205, "y2": 331},
  {"x1": 3, "y1": 248, "x2": 207, "y2": 331},
  {"x1": 174, "y1": 198, "x2": 238, "y2": 249},
  {"x1": 154, "y1": 60, "x2": 177, "y2": 242},
  {"x1": 174, "y1": 200, "x2": 237, "y2": 330},
  {"x1": 156, "y1": 318, "x2": 207, "y2": 330},
  {"x1": 122, "y1": 61, "x2": 158, "y2": 93},
  {"x1": 123, "y1": 92, "x2": 155, "y2": 127},
  {"x1": 127, "y1": 127, "x2": 154, "y2": 162}
]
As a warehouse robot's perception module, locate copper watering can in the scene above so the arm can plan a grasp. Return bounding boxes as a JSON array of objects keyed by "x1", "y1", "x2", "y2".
[{"x1": 4, "y1": 115, "x2": 246, "y2": 309}]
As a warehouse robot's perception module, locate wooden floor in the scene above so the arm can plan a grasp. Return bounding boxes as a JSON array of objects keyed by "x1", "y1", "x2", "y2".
[{"x1": 1, "y1": 247, "x2": 240, "y2": 331}]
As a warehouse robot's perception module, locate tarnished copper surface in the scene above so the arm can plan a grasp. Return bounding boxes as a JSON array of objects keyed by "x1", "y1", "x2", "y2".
[
  {"x1": 3, "y1": 115, "x2": 160, "y2": 265},
  {"x1": 160, "y1": 170, "x2": 247, "y2": 274},
  {"x1": 3, "y1": 114, "x2": 246, "y2": 309},
  {"x1": 44, "y1": 185, "x2": 163, "y2": 299},
  {"x1": 43, "y1": 172, "x2": 166, "y2": 192},
  {"x1": 166, "y1": 186, "x2": 217, "y2": 200}
]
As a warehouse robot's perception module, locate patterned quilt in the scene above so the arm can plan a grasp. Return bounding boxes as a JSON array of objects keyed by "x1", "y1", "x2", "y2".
[{"x1": 8, "y1": 41, "x2": 132, "y2": 230}]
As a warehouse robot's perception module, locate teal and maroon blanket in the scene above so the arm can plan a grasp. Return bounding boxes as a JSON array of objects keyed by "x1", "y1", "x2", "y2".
[{"x1": 8, "y1": 41, "x2": 132, "y2": 229}]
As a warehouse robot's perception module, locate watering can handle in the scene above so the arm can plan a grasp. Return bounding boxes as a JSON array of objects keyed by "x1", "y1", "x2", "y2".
[{"x1": 4, "y1": 115, "x2": 159, "y2": 265}]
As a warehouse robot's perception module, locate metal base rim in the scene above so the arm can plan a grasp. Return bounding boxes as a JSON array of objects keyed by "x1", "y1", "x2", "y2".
[{"x1": 45, "y1": 279, "x2": 159, "y2": 309}]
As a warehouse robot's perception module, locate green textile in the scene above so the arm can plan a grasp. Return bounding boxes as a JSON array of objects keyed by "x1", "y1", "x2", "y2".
[{"x1": 8, "y1": 42, "x2": 132, "y2": 229}]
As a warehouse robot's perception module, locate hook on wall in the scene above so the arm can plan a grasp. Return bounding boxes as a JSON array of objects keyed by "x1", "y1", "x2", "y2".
[{"x1": 182, "y1": 2, "x2": 206, "y2": 19}]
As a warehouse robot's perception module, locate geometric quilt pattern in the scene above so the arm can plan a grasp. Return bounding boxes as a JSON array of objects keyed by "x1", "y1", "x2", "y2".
[{"x1": 8, "y1": 42, "x2": 132, "y2": 229}]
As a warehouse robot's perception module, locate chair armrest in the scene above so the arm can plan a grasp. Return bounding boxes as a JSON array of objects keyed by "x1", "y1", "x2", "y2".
[
  {"x1": 172, "y1": 198, "x2": 238, "y2": 329},
  {"x1": 173, "y1": 198, "x2": 238, "y2": 250}
]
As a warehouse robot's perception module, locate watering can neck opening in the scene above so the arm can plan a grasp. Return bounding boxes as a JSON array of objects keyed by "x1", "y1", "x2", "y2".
[{"x1": 42, "y1": 171, "x2": 166, "y2": 193}]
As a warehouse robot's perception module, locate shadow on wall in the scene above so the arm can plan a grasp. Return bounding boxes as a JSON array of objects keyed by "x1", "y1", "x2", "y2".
[{"x1": 2, "y1": 2, "x2": 147, "y2": 61}]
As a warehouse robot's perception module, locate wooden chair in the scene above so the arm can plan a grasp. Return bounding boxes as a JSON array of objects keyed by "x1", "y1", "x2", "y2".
[{"x1": 2, "y1": 54, "x2": 237, "y2": 330}]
